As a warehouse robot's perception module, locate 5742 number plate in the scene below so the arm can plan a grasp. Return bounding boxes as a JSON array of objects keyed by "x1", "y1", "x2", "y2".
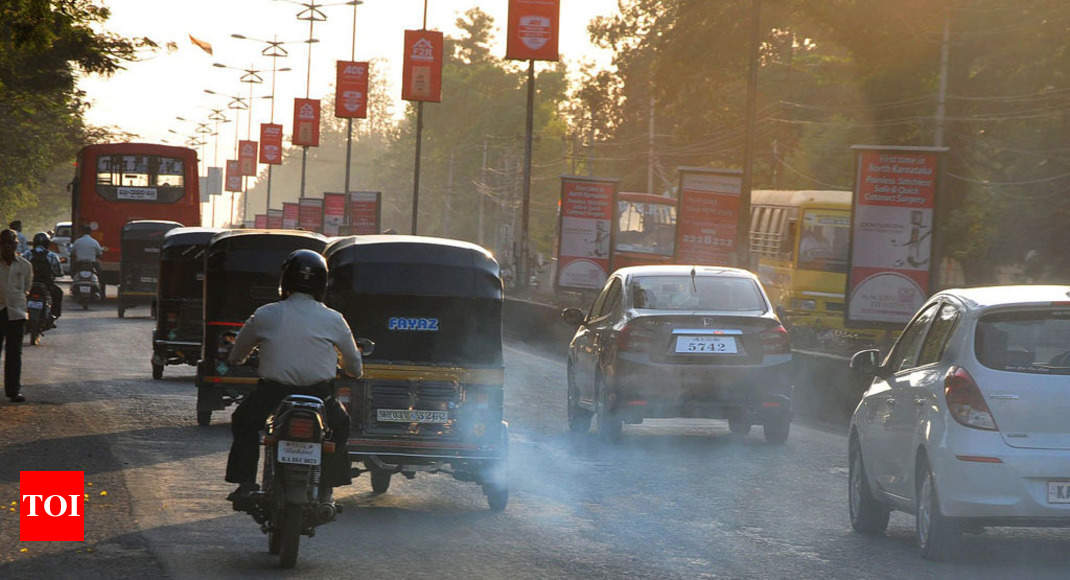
[{"x1": 674, "y1": 336, "x2": 738, "y2": 354}]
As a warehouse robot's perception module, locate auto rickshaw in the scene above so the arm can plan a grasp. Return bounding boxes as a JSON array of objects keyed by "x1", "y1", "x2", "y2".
[
  {"x1": 118, "y1": 220, "x2": 183, "y2": 318},
  {"x1": 151, "y1": 227, "x2": 220, "y2": 380},
  {"x1": 324, "y1": 235, "x2": 509, "y2": 511},
  {"x1": 195, "y1": 229, "x2": 327, "y2": 426}
]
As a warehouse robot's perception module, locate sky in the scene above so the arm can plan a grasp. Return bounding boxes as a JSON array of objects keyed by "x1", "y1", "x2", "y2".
[{"x1": 80, "y1": 0, "x2": 620, "y2": 165}]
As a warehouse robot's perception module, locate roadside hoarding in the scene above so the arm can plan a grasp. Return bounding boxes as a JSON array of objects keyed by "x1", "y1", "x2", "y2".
[
  {"x1": 348, "y1": 191, "x2": 381, "y2": 234},
  {"x1": 298, "y1": 197, "x2": 324, "y2": 232},
  {"x1": 555, "y1": 175, "x2": 617, "y2": 290},
  {"x1": 846, "y1": 146, "x2": 945, "y2": 326},
  {"x1": 401, "y1": 30, "x2": 443, "y2": 102},
  {"x1": 254, "y1": 214, "x2": 267, "y2": 229},
  {"x1": 322, "y1": 192, "x2": 346, "y2": 235},
  {"x1": 259, "y1": 123, "x2": 283, "y2": 164},
  {"x1": 224, "y1": 160, "x2": 241, "y2": 193},
  {"x1": 292, "y1": 98, "x2": 321, "y2": 147},
  {"x1": 267, "y1": 208, "x2": 283, "y2": 229},
  {"x1": 205, "y1": 166, "x2": 223, "y2": 195},
  {"x1": 506, "y1": 0, "x2": 560, "y2": 61},
  {"x1": 674, "y1": 167, "x2": 743, "y2": 266},
  {"x1": 238, "y1": 140, "x2": 258, "y2": 176},
  {"x1": 282, "y1": 202, "x2": 299, "y2": 229},
  {"x1": 335, "y1": 61, "x2": 369, "y2": 118}
]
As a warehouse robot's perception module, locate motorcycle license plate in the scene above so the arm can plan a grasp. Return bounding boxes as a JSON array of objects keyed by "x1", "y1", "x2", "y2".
[
  {"x1": 77, "y1": 286, "x2": 91, "y2": 294},
  {"x1": 277, "y1": 441, "x2": 321, "y2": 465},
  {"x1": 27, "y1": 301, "x2": 43, "y2": 309}
]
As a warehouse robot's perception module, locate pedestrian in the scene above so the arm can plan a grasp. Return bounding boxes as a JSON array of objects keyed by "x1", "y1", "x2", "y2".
[
  {"x1": 8, "y1": 221, "x2": 27, "y2": 255},
  {"x1": 0, "y1": 229, "x2": 33, "y2": 403}
]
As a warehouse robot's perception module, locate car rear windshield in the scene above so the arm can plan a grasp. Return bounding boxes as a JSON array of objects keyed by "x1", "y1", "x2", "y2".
[
  {"x1": 975, "y1": 308, "x2": 1070, "y2": 375},
  {"x1": 631, "y1": 275, "x2": 766, "y2": 312},
  {"x1": 55, "y1": 225, "x2": 71, "y2": 238}
]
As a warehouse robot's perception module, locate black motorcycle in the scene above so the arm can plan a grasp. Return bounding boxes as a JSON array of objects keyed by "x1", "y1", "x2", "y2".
[{"x1": 26, "y1": 282, "x2": 52, "y2": 345}]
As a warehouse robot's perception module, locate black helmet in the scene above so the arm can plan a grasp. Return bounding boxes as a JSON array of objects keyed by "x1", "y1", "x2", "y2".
[
  {"x1": 279, "y1": 249, "x2": 327, "y2": 301},
  {"x1": 32, "y1": 232, "x2": 50, "y2": 248}
]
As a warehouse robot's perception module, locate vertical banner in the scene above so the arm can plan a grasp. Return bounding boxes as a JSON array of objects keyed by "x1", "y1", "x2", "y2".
[
  {"x1": 335, "y1": 61, "x2": 369, "y2": 118},
  {"x1": 224, "y1": 160, "x2": 242, "y2": 192},
  {"x1": 267, "y1": 208, "x2": 284, "y2": 229},
  {"x1": 254, "y1": 214, "x2": 267, "y2": 229},
  {"x1": 846, "y1": 146, "x2": 944, "y2": 326},
  {"x1": 292, "y1": 98, "x2": 321, "y2": 146},
  {"x1": 348, "y1": 191, "x2": 381, "y2": 234},
  {"x1": 401, "y1": 30, "x2": 444, "y2": 102},
  {"x1": 674, "y1": 167, "x2": 743, "y2": 266},
  {"x1": 298, "y1": 197, "x2": 324, "y2": 232},
  {"x1": 506, "y1": 0, "x2": 560, "y2": 61},
  {"x1": 282, "y1": 202, "x2": 299, "y2": 229},
  {"x1": 555, "y1": 176, "x2": 616, "y2": 290},
  {"x1": 238, "y1": 140, "x2": 258, "y2": 176},
  {"x1": 259, "y1": 123, "x2": 284, "y2": 164},
  {"x1": 206, "y1": 166, "x2": 223, "y2": 195},
  {"x1": 322, "y1": 192, "x2": 346, "y2": 235}
]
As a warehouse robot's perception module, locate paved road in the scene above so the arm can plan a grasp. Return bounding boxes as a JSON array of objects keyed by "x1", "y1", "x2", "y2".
[{"x1": 2, "y1": 304, "x2": 1070, "y2": 578}]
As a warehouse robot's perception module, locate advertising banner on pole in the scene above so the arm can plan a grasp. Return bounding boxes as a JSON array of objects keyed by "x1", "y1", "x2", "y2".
[
  {"x1": 259, "y1": 123, "x2": 283, "y2": 164},
  {"x1": 674, "y1": 167, "x2": 743, "y2": 267},
  {"x1": 292, "y1": 98, "x2": 321, "y2": 146},
  {"x1": 238, "y1": 140, "x2": 258, "y2": 176},
  {"x1": 846, "y1": 146, "x2": 944, "y2": 326},
  {"x1": 506, "y1": 0, "x2": 560, "y2": 61},
  {"x1": 254, "y1": 214, "x2": 267, "y2": 229},
  {"x1": 267, "y1": 208, "x2": 284, "y2": 229},
  {"x1": 401, "y1": 30, "x2": 443, "y2": 102},
  {"x1": 224, "y1": 160, "x2": 242, "y2": 193},
  {"x1": 282, "y1": 202, "x2": 299, "y2": 229},
  {"x1": 298, "y1": 197, "x2": 324, "y2": 232},
  {"x1": 555, "y1": 175, "x2": 616, "y2": 290},
  {"x1": 322, "y1": 192, "x2": 346, "y2": 235},
  {"x1": 348, "y1": 191, "x2": 381, "y2": 234},
  {"x1": 206, "y1": 166, "x2": 223, "y2": 195},
  {"x1": 335, "y1": 61, "x2": 369, "y2": 119}
]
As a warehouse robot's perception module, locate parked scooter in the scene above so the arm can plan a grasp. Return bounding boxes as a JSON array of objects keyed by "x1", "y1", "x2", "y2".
[
  {"x1": 26, "y1": 282, "x2": 53, "y2": 345},
  {"x1": 71, "y1": 260, "x2": 102, "y2": 309}
]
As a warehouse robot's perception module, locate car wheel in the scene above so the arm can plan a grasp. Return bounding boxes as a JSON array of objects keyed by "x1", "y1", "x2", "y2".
[
  {"x1": 728, "y1": 413, "x2": 752, "y2": 436},
  {"x1": 917, "y1": 458, "x2": 960, "y2": 561},
  {"x1": 848, "y1": 438, "x2": 889, "y2": 534},
  {"x1": 370, "y1": 468, "x2": 392, "y2": 494},
  {"x1": 763, "y1": 413, "x2": 790, "y2": 444},
  {"x1": 567, "y1": 364, "x2": 592, "y2": 434},
  {"x1": 596, "y1": 378, "x2": 622, "y2": 443}
]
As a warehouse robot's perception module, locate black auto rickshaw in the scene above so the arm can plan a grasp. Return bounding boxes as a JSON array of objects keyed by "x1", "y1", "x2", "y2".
[
  {"x1": 151, "y1": 227, "x2": 220, "y2": 380},
  {"x1": 118, "y1": 220, "x2": 183, "y2": 318},
  {"x1": 195, "y1": 230, "x2": 327, "y2": 426},
  {"x1": 324, "y1": 235, "x2": 509, "y2": 511}
]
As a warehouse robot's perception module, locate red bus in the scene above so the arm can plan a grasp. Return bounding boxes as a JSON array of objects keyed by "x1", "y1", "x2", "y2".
[{"x1": 71, "y1": 143, "x2": 202, "y2": 288}]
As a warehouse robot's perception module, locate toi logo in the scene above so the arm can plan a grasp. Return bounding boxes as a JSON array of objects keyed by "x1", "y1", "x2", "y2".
[{"x1": 20, "y1": 471, "x2": 85, "y2": 542}]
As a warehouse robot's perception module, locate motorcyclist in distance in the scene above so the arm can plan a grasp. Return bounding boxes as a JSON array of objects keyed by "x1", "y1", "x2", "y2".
[
  {"x1": 224, "y1": 249, "x2": 362, "y2": 504},
  {"x1": 70, "y1": 225, "x2": 104, "y2": 284},
  {"x1": 24, "y1": 232, "x2": 63, "y2": 326}
]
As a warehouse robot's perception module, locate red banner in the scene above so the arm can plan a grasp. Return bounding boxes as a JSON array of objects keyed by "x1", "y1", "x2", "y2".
[
  {"x1": 259, "y1": 123, "x2": 283, "y2": 164},
  {"x1": 224, "y1": 160, "x2": 242, "y2": 192},
  {"x1": 323, "y1": 192, "x2": 346, "y2": 235},
  {"x1": 674, "y1": 168, "x2": 742, "y2": 266},
  {"x1": 506, "y1": 0, "x2": 560, "y2": 61},
  {"x1": 282, "y1": 202, "x2": 299, "y2": 229},
  {"x1": 555, "y1": 176, "x2": 616, "y2": 290},
  {"x1": 254, "y1": 214, "x2": 267, "y2": 229},
  {"x1": 348, "y1": 191, "x2": 380, "y2": 235},
  {"x1": 298, "y1": 197, "x2": 324, "y2": 232},
  {"x1": 402, "y1": 30, "x2": 443, "y2": 102},
  {"x1": 292, "y1": 98, "x2": 321, "y2": 146},
  {"x1": 335, "y1": 61, "x2": 369, "y2": 118},
  {"x1": 267, "y1": 208, "x2": 283, "y2": 229},
  {"x1": 238, "y1": 140, "x2": 258, "y2": 176}
]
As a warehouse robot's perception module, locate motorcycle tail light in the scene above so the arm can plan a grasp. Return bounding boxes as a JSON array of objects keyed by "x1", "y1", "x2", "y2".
[
  {"x1": 760, "y1": 324, "x2": 791, "y2": 355},
  {"x1": 945, "y1": 366, "x2": 998, "y2": 431},
  {"x1": 287, "y1": 417, "x2": 316, "y2": 440}
]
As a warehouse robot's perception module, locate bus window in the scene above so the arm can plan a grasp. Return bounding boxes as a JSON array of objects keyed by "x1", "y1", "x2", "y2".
[
  {"x1": 615, "y1": 200, "x2": 676, "y2": 257},
  {"x1": 94, "y1": 154, "x2": 187, "y2": 202},
  {"x1": 797, "y1": 210, "x2": 849, "y2": 272}
]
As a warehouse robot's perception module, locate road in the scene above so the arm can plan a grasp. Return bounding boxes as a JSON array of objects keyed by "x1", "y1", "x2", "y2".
[{"x1": 2, "y1": 302, "x2": 1070, "y2": 578}]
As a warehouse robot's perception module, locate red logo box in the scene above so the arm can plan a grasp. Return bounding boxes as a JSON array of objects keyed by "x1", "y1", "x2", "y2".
[{"x1": 20, "y1": 471, "x2": 85, "y2": 541}]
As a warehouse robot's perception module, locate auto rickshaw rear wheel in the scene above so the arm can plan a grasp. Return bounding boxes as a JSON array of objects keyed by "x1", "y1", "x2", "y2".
[
  {"x1": 370, "y1": 468, "x2": 391, "y2": 494},
  {"x1": 197, "y1": 410, "x2": 212, "y2": 426},
  {"x1": 485, "y1": 483, "x2": 508, "y2": 512},
  {"x1": 152, "y1": 361, "x2": 163, "y2": 380}
]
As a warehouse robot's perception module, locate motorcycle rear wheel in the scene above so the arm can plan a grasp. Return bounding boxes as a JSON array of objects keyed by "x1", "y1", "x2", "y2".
[{"x1": 278, "y1": 503, "x2": 303, "y2": 569}]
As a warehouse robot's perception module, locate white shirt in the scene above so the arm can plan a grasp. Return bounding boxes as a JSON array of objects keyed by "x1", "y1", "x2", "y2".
[
  {"x1": 70, "y1": 234, "x2": 103, "y2": 264},
  {"x1": 0, "y1": 256, "x2": 33, "y2": 320},
  {"x1": 227, "y1": 292, "x2": 362, "y2": 386}
]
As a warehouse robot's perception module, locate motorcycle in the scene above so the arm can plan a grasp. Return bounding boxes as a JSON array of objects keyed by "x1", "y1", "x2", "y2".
[
  {"x1": 71, "y1": 260, "x2": 102, "y2": 309},
  {"x1": 26, "y1": 282, "x2": 53, "y2": 345}
]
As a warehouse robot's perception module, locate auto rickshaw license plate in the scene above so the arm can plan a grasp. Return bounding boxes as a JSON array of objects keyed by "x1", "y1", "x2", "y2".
[
  {"x1": 377, "y1": 409, "x2": 449, "y2": 423},
  {"x1": 27, "y1": 301, "x2": 43, "y2": 309},
  {"x1": 277, "y1": 441, "x2": 321, "y2": 465}
]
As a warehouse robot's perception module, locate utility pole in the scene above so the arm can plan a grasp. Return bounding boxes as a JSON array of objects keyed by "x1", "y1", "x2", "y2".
[
  {"x1": 518, "y1": 59, "x2": 535, "y2": 287},
  {"x1": 647, "y1": 91, "x2": 655, "y2": 194},
  {"x1": 343, "y1": 1, "x2": 363, "y2": 230},
  {"x1": 479, "y1": 138, "x2": 487, "y2": 246},
  {"x1": 737, "y1": 0, "x2": 761, "y2": 269},
  {"x1": 295, "y1": 1, "x2": 327, "y2": 200},
  {"x1": 934, "y1": 7, "x2": 951, "y2": 148},
  {"x1": 411, "y1": 0, "x2": 429, "y2": 235}
]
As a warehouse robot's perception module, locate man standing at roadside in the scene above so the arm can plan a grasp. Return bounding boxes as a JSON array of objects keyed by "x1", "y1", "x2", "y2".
[{"x1": 0, "y1": 229, "x2": 32, "y2": 402}]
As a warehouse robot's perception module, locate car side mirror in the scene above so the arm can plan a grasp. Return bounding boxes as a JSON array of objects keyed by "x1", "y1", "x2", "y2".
[
  {"x1": 356, "y1": 338, "x2": 375, "y2": 356},
  {"x1": 561, "y1": 307, "x2": 585, "y2": 326},
  {"x1": 850, "y1": 349, "x2": 882, "y2": 378}
]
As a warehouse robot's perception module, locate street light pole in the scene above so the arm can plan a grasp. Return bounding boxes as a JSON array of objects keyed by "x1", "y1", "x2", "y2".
[
  {"x1": 294, "y1": 1, "x2": 328, "y2": 200},
  {"x1": 411, "y1": 0, "x2": 429, "y2": 235},
  {"x1": 343, "y1": 1, "x2": 363, "y2": 231}
]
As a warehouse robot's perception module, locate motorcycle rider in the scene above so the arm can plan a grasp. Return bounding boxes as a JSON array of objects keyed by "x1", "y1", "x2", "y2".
[
  {"x1": 69, "y1": 225, "x2": 103, "y2": 292},
  {"x1": 24, "y1": 232, "x2": 63, "y2": 326},
  {"x1": 225, "y1": 249, "x2": 362, "y2": 503}
]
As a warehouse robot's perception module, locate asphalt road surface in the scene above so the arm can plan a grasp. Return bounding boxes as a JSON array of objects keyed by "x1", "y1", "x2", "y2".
[{"x1": 2, "y1": 302, "x2": 1070, "y2": 578}]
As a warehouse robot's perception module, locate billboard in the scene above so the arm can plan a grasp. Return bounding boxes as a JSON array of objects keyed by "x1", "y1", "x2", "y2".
[
  {"x1": 846, "y1": 146, "x2": 943, "y2": 326},
  {"x1": 335, "y1": 61, "x2": 369, "y2": 119},
  {"x1": 282, "y1": 202, "x2": 299, "y2": 229},
  {"x1": 298, "y1": 197, "x2": 324, "y2": 232},
  {"x1": 674, "y1": 168, "x2": 743, "y2": 266},
  {"x1": 292, "y1": 98, "x2": 321, "y2": 146},
  {"x1": 401, "y1": 30, "x2": 443, "y2": 102},
  {"x1": 259, "y1": 123, "x2": 283, "y2": 164},
  {"x1": 348, "y1": 191, "x2": 381, "y2": 235},
  {"x1": 323, "y1": 192, "x2": 346, "y2": 236},
  {"x1": 224, "y1": 160, "x2": 242, "y2": 193},
  {"x1": 267, "y1": 208, "x2": 283, "y2": 229},
  {"x1": 506, "y1": 0, "x2": 560, "y2": 61},
  {"x1": 254, "y1": 214, "x2": 267, "y2": 229},
  {"x1": 205, "y1": 166, "x2": 223, "y2": 196},
  {"x1": 555, "y1": 175, "x2": 616, "y2": 290},
  {"x1": 238, "y1": 140, "x2": 258, "y2": 176}
]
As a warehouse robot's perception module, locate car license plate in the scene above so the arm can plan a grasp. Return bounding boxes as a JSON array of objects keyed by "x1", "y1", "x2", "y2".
[
  {"x1": 277, "y1": 440, "x2": 321, "y2": 465},
  {"x1": 674, "y1": 336, "x2": 738, "y2": 354},
  {"x1": 1047, "y1": 481, "x2": 1070, "y2": 504},
  {"x1": 377, "y1": 409, "x2": 449, "y2": 423},
  {"x1": 140, "y1": 276, "x2": 156, "y2": 283},
  {"x1": 27, "y1": 300, "x2": 43, "y2": 309}
]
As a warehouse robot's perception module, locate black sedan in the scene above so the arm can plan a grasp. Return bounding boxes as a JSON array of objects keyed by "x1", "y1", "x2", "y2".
[{"x1": 562, "y1": 265, "x2": 794, "y2": 443}]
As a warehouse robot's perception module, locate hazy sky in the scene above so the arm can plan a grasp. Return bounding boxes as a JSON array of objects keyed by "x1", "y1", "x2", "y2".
[{"x1": 81, "y1": 0, "x2": 619, "y2": 162}]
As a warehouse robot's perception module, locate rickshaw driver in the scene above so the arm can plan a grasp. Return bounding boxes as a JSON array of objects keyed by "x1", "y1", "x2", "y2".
[{"x1": 224, "y1": 249, "x2": 363, "y2": 503}]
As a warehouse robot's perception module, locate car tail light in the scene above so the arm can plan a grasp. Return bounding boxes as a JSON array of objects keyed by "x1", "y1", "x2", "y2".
[
  {"x1": 287, "y1": 417, "x2": 316, "y2": 440},
  {"x1": 760, "y1": 324, "x2": 790, "y2": 355},
  {"x1": 944, "y1": 366, "x2": 998, "y2": 431},
  {"x1": 619, "y1": 321, "x2": 656, "y2": 352}
]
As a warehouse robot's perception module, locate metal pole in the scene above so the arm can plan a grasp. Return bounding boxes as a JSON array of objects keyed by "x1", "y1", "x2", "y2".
[
  {"x1": 934, "y1": 8, "x2": 951, "y2": 148},
  {"x1": 647, "y1": 92, "x2": 655, "y2": 194},
  {"x1": 479, "y1": 138, "x2": 487, "y2": 246},
  {"x1": 411, "y1": 102, "x2": 423, "y2": 234},
  {"x1": 737, "y1": 0, "x2": 761, "y2": 269},
  {"x1": 343, "y1": 2, "x2": 358, "y2": 229},
  {"x1": 518, "y1": 59, "x2": 535, "y2": 287},
  {"x1": 267, "y1": 37, "x2": 281, "y2": 215}
]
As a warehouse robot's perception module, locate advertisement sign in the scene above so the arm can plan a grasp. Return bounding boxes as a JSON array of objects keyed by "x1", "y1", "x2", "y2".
[
  {"x1": 506, "y1": 0, "x2": 560, "y2": 61},
  {"x1": 267, "y1": 208, "x2": 284, "y2": 229},
  {"x1": 292, "y1": 98, "x2": 321, "y2": 147},
  {"x1": 847, "y1": 146, "x2": 943, "y2": 326},
  {"x1": 401, "y1": 30, "x2": 443, "y2": 102},
  {"x1": 205, "y1": 166, "x2": 223, "y2": 195},
  {"x1": 238, "y1": 140, "x2": 258, "y2": 176},
  {"x1": 254, "y1": 214, "x2": 267, "y2": 229},
  {"x1": 282, "y1": 202, "x2": 299, "y2": 229},
  {"x1": 674, "y1": 168, "x2": 743, "y2": 266},
  {"x1": 224, "y1": 160, "x2": 242, "y2": 193},
  {"x1": 322, "y1": 192, "x2": 346, "y2": 235},
  {"x1": 348, "y1": 191, "x2": 381, "y2": 235},
  {"x1": 335, "y1": 61, "x2": 369, "y2": 118},
  {"x1": 555, "y1": 176, "x2": 616, "y2": 290},
  {"x1": 298, "y1": 197, "x2": 324, "y2": 232},
  {"x1": 259, "y1": 123, "x2": 283, "y2": 164}
]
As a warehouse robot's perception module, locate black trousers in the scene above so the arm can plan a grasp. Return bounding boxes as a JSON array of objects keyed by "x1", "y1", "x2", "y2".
[
  {"x1": 225, "y1": 380, "x2": 351, "y2": 488},
  {"x1": 48, "y1": 284, "x2": 62, "y2": 318},
  {"x1": 0, "y1": 311, "x2": 24, "y2": 398}
]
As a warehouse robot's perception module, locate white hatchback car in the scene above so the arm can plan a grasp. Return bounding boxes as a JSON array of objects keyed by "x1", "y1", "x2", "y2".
[{"x1": 848, "y1": 286, "x2": 1070, "y2": 560}]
